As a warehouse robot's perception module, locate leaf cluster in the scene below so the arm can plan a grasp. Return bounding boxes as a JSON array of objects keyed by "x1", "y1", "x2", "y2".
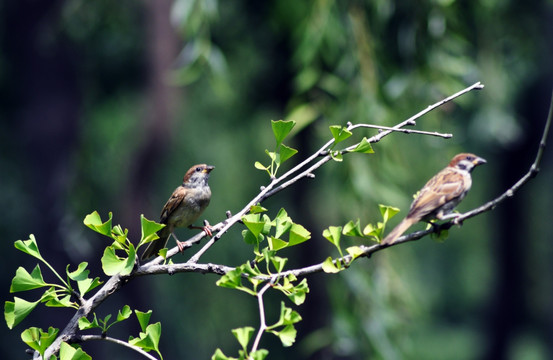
[
  {"x1": 322, "y1": 205, "x2": 399, "y2": 273},
  {"x1": 213, "y1": 208, "x2": 310, "y2": 359},
  {"x1": 5, "y1": 213, "x2": 170, "y2": 359}
]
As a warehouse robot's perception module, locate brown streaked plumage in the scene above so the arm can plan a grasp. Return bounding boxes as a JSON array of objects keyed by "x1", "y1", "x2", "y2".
[
  {"x1": 141, "y1": 164, "x2": 214, "y2": 260},
  {"x1": 382, "y1": 153, "x2": 486, "y2": 245}
]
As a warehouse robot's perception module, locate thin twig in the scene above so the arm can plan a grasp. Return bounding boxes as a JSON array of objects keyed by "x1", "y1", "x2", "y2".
[
  {"x1": 70, "y1": 335, "x2": 159, "y2": 360},
  {"x1": 249, "y1": 282, "x2": 272, "y2": 358},
  {"x1": 343, "y1": 123, "x2": 452, "y2": 138},
  {"x1": 362, "y1": 81, "x2": 484, "y2": 145}
]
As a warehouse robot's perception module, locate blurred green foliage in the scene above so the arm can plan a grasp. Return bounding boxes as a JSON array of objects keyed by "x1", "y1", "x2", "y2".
[{"x1": 1, "y1": 0, "x2": 552, "y2": 359}]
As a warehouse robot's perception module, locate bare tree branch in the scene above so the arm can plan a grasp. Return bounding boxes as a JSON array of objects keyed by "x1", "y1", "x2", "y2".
[
  {"x1": 345, "y1": 124, "x2": 453, "y2": 138},
  {"x1": 249, "y1": 282, "x2": 273, "y2": 358}
]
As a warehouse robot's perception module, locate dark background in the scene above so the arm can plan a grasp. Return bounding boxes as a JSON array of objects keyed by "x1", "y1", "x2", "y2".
[{"x1": 1, "y1": 1, "x2": 552, "y2": 359}]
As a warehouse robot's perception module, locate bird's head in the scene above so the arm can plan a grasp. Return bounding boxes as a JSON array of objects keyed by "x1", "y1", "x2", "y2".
[
  {"x1": 182, "y1": 164, "x2": 215, "y2": 187},
  {"x1": 449, "y1": 153, "x2": 486, "y2": 172}
]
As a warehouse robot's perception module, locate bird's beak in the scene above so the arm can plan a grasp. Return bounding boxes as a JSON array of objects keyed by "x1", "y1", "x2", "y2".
[
  {"x1": 204, "y1": 165, "x2": 215, "y2": 173},
  {"x1": 473, "y1": 157, "x2": 486, "y2": 166}
]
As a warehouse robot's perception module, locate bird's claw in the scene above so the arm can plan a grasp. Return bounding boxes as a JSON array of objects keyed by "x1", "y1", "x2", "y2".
[
  {"x1": 452, "y1": 215, "x2": 464, "y2": 226},
  {"x1": 202, "y1": 219, "x2": 213, "y2": 237},
  {"x1": 203, "y1": 225, "x2": 213, "y2": 237},
  {"x1": 189, "y1": 221, "x2": 214, "y2": 237}
]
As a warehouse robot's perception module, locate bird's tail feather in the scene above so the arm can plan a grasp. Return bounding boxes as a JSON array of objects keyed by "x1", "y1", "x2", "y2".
[
  {"x1": 141, "y1": 226, "x2": 171, "y2": 260},
  {"x1": 381, "y1": 218, "x2": 416, "y2": 245}
]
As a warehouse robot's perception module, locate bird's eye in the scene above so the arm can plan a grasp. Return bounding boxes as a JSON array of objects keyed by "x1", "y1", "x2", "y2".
[
  {"x1": 196, "y1": 167, "x2": 202, "y2": 172},
  {"x1": 466, "y1": 156, "x2": 474, "y2": 161}
]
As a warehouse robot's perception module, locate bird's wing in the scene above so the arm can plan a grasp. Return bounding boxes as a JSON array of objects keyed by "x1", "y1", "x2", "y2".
[
  {"x1": 159, "y1": 186, "x2": 186, "y2": 223},
  {"x1": 407, "y1": 168, "x2": 467, "y2": 220}
]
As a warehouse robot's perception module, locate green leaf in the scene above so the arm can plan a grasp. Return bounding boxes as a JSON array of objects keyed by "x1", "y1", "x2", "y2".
[
  {"x1": 217, "y1": 267, "x2": 257, "y2": 296},
  {"x1": 129, "y1": 322, "x2": 162, "y2": 359},
  {"x1": 330, "y1": 150, "x2": 343, "y2": 162},
  {"x1": 273, "y1": 302, "x2": 302, "y2": 327},
  {"x1": 266, "y1": 303, "x2": 302, "y2": 345},
  {"x1": 342, "y1": 220, "x2": 364, "y2": 237},
  {"x1": 242, "y1": 229, "x2": 261, "y2": 246},
  {"x1": 275, "y1": 324, "x2": 297, "y2": 347},
  {"x1": 288, "y1": 223, "x2": 311, "y2": 246},
  {"x1": 135, "y1": 310, "x2": 152, "y2": 333},
  {"x1": 76, "y1": 277, "x2": 103, "y2": 297},
  {"x1": 45, "y1": 294, "x2": 74, "y2": 308},
  {"x1": 67, "y1": 262, "x2": 89, "y2": 282},
  {"x1": 117, "y1": 305, "x2": 132, "y2": 321},
  {"x1": 254, "y1": 161, "x2": 268, "y2": 172},
  {"x1": 351, "y1": 137, "x2": 375, "y2": 154},
  {"x1": 322, "y1": 226, "x2": 342, "y2": 248},
  {"x1": 242, "y1": 214, "x2": 266, "y2": 238},
  {"x1": 271, "y1": 120, "x2": 296, "y2": 146},
  {"x1": 40, "y1": 286, "x2": 59, "y2": 302},
  {"x1": 21, "y1": 326, "x2": 59, "y2": 358},
  {"x1": 275, "y1": 277, "x2": 309, "y2": 306},
  {"x1": 346, "y1": 246, "x2": 365, "y2": 260},
  {"x1": 251, "y1": 349, "x2": 269, "y2": 360},
  {"x1": 249, "y1": 205, "x2": 268, "y2": 214},
  {"x1": 379, "y1": 204, "x2": 400, "y2": 224},
  {"x1": 322, "y1": 257, "x2": 341, "y2": 273},
  {"x1": 5, "y1": 297, "x2": 40, "y2": 329},
  {"x1": 274, "y1": 209, "x2": 292, "y2": 239},
  {"x1": 242, "y1": 261, "x2": 263, "y2": 277},
  {"x1": 67, "y1": 262, "x2": 102, "y2": 297},
  {"x1": 14, "y1": 235, "x2": 43, "y2": 261},
  {"x1": 232, "y1": 326, "x2": 254, "y2": 351},
  {"x1": 78, "y1": 315, "x2": 99, "y2": 331},
  {"x1": 101, "y1": 246, "x2": 125, "y2": 276},
  {"x1": 265, "y1": 149, "x2": 277, "y2": 162},
  {"x1": 140, "y1": 215, "x2": 164, "y2": 246},
  {"x1": 111, "y1": 225, "x2": 129, "y2": 244},
  {"x1": 90, "y1": 305, "x2": 134, "y2": 333},
  {"x1": 101, "y1": 244, "x2": 136, "y2": 276},
  {"x1": 329, "y1": 125, "x2": 352, "y2": 144},
  {"x1": 10, "y1": 265, "x2": 47, "y2": 292},
  {"x1": 60, "y1": 341, "x2": 92, "y2": 360},
  {"x1": 101, "y1": 313, "x2": 112, "y2": 325},
  {"x1": 83, "y1": 211, "x2": 113, "y2": 237},
  {"x1": 278, "y1": 144, "x2": 298, "y2": 164},
  {"x1": 270, "y1": 256, "x2": 288, "y2": 273},
  {"x1": 212, "y1": 348, "x2": 232, "y2": 360},
  {"x1": 268, "y1": 237, "x2": 288, "y2": 251},
  {"x1": 216, "y1": 268, "x2": 243, "y2": 290},
  {"x1": 363, "y1": 223, "x2": 377, "y2": 238}
]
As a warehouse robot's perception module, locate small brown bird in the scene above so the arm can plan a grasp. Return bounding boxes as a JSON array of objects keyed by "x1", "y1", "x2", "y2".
[
  {"x1": 382, "y1": 153, "x2": 486, "y2": 245},
  {"x1": 141, "y1": 164, "x2": 214, "y2": 260}
]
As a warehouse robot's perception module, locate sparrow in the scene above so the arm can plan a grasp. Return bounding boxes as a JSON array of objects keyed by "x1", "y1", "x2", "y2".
[
  {"x1": 381, "y1": 153, "x2": 486, "y2": 245},
  {"x1": 141, "y1": 164, "x2": 214, "y2": 260}
]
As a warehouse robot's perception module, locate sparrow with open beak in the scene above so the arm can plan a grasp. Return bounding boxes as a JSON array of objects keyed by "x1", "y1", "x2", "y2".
[
  {"x1": 382, "y1": 153, "x2": 486, "y2": 245},
  {"x1": 141, "y1": 164, "x2": 214, "y2": 259}
]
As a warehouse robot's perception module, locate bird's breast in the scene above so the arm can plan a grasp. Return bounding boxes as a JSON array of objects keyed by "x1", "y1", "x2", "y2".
[{"x1": 169, "y1": 186, "x2": 211, "y2": 227}]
